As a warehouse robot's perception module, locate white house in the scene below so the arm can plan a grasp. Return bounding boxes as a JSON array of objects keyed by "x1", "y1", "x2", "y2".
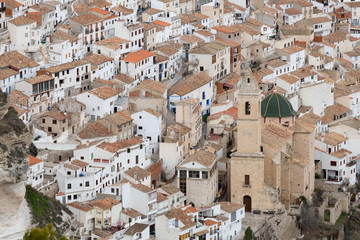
[
  {"x1": 131, "y1": 109, "x2": 162, "y2": 157},
  {"x1": 76, "y1": 85, "x2": 121, "y2": 121},
  {"x1": 315, "y1": 132, "x2": 356, "y2": 185},
  {"x1": 8, "y1": 16, "x2": 41, "y2": 51},
  {"x1": 120, "y1": 50, "x2": 156, "y2": 81},
  {"x1": 169, "y1": 72, "x2": 215, "y2": 115},
  {"x1": 26, "y1": 155, "x2": 44, "y2": 188}
]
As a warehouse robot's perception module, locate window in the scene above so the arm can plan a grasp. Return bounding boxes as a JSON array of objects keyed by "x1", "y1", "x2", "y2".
[
  {"x1": 245, "y1": 175, "x2": 250, "y2": 185},
  {"x1": 67, "y1": 183, "x2": 72, "y2": 189},
  {"x1": 202, "y1": 91, "x2": 205, "y2": 100},
  {"x1": 202, "y1": 171, "x2": 208, "y2": 179},
  {"x1": 136, "y1": 155, "x2": 139, "y2": 164},
  {"x1": 85, "y1": 181, "x2": 89, "y2": 187},
  {"x1": 53, "y1": 119, "x2": 57, "y2": 124},
  {"x1": 245, "y1": 101, "x2": 251, "y2": 115},
  {"x1": 138, "y1": 126, "x2": 143, "y2": 130},
  {"x1": 42, "y1": 119, "x2": 45, "y2": 123},
  {"x1": 330, "y1": 161, "x2": 337, "y2": 166},
  {"x1": 189, "y1": 171, "x2": 200, "y2": 178}
]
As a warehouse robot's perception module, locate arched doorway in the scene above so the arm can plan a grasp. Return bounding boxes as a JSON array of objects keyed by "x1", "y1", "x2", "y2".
[{"x1": 243, "y1": 195, "x2": 252, "y2": 212}]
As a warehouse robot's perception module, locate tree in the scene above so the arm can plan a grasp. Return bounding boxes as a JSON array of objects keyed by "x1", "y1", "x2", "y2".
[
  {"x1": 23, "y1": 224, "x2": 68, "y2": 240},
  {"x1": 29, "y1": 142, "x2": 38, "y2": 157},
  {"x1": 243, "y1": 226, "x2": 257, "y2": 240}
]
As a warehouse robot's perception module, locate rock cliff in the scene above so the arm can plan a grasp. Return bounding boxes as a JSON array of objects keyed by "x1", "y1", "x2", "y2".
[{"x1": 0, "y1": 90, "x2": 32, "y2": 239}]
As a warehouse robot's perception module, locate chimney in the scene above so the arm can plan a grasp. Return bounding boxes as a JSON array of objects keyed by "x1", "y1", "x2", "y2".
[
  {"x1": 108, "y1": 122, "x2": 111, "y2": 132},
  {"x1": 344, "y1": 132, "x2": 347, "y2": 138},
  {"x1": 86, "y1": 140, "x2": 89, "y2": 146},
  {"x1": 321, "y1": 135, "x2": 324, "y2": 142},
  {"x1": 137, "y1": 51, "x2": 140, "y2": 55},
  {"x1": 134, "y1": 173, "x2": 137, "y2": 180},
  {"x1": 104, "y1": 142, "x2": 107, "y2": 151}
]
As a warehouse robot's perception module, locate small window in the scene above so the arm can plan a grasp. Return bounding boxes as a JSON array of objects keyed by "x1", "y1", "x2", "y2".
[
  {"x1": 245, "y1": 101, "x2": 251, "y2": 115},
  {"x1": 330, "y1": 161, "x2": 336, "y2": 166},
  {"x1": 67, "y1": 183, "x2": 72, "y2": 189},
  {"x1": 245, "y1": 175, "x2": 250, "y2": 185}
]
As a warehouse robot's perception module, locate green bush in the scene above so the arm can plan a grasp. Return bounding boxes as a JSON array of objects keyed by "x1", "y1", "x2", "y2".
[{"x1": 29, "y1": 143, "x2": 38, "y2": 157}]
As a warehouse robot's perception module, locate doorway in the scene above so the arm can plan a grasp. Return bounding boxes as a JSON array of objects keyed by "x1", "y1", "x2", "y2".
[{"x1": 243, "y1": 195, "x2": 252, "y2": 212}]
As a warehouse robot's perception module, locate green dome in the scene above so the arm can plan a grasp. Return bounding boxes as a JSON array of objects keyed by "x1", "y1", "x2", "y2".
[{"x1": 261, "y1": 92, "x2": 297, "y2": 118}]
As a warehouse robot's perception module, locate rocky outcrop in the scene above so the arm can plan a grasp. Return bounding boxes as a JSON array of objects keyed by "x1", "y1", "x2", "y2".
[
  {"x1": 0, "y1": 90, "x2": 32, "y2": 239},
  {"x1": 0, "y1": 90, "x2": 31, "y2": 184}
]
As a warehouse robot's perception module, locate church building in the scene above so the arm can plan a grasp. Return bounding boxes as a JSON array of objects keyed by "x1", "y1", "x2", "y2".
[{"x1": 230, "y1": 71, "x2": 315, "y2": 213}]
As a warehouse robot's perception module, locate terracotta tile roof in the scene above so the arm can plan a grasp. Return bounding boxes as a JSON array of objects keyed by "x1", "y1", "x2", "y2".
[
  {"x1": 89, "y1": 198, "x2": 120, "y2": 210},
  {"x1": 68, "y1": 201, "x2": 94, "y2": 212},
  {"x1": 114, "y1": 73, "x2": 136, "y2": 84},
  {"x1": 130, "y1": 79, "x2": 167, "y2": 95},
  {"x1": 124, "y1": 223, "x2": 148, "y2": 236},
  {"x1": 182, "y1": 205, "x2": 198, "y2": 213},
  {"x1": 9, "y1": 15, "x2": 35, "y2": 26},
  {"x1": 122, "y1": 208, "x2": 145, "y2": 218},
  {"x1": 141, "y1": 22, "x2": 156, "y2": 31},
  {"x1": 51, "y1": 30, "x2": 78, "y2": 43},
  {"x1": 325, "y1": 103, "x2": 351, "y2": 116},
  {"x1": 41, "y1": 110, "x2": 67, "y2": 121},
  {"x1": 28, "y1": 154, "x2": 42, "y2": 166},
  {"x1": 330, "y1": 148, "x2": 352, "y2": 159},
  {"x1": 144, "y1": 108, "x2": 162, "y2": 117},
  {"x1": 167, "y1": 122, "x2": 191, "y2": 135},
  {"x1": 267, "y1": 59, "x2": 287, "y2": 68},
  {"x1": 110, "y1": 5, "x2": 133, "y2": 15},
  {"x1": 181, "y1": 14, "x2": 196, "y2": 25},
  {"x1": 26, "y1": 75, "x2": 54, "y2": 84},
  {"x1": 306, "y1": 17, "x2": 331, "y2": 24},
  {"x1": 70, "y1": 13, "x2": 101, "y2": 26},
  {"x1": 77, "y1": 121, "x2": 113, "y2": 139},
  {"x1": 169, "y1": 72, "x2": 211, "y2": 96},
  {"x1": 160, "y1": 184, "x2": 181, "y2": 195},
  {"x1": 278, "y1": 74, "x2": 299, "y2": 84},
  {"x1": 89, "y1": 0, "x2": 112, "y2": 8},
  {"x1": 5, "y1": 0, "x2": 22, "y2": 8},
  {"x1": 293, "y1": 0, "x2": 313, "y2": 7},
  {"x1": 316, "y1": 132, "x2": 348, "y2": 146},
  {"x1": 64, "y1": 163, "x2": 80, "y2": 171},
  {"x1": 188, "y1": 12, "x2": 209, "y2": 20},
  {"x1": 45, "y1": 60, "x2": 88, "y2": 73},
  {"x1": 345, "y1": 2, "x2": 360, "y2": 7},
  {"x1": 180, "y1": 150, "x2": 217, "y2": 168},
  {"x1": 0, "y1": 51, "x2": 39, "y2": 69},
  {"x1": 71, "y1": 159, "x2": 89, "y2": 168},
  {"x1": 125, "y1": 166, "x2": 150, "y2": 180},
  {"x1": 0, "y1": 68, "x2": 18, "y2": 80},
  {"x1": 9, "y1": 89, "x2": 29, "y2": 106},
  {"x1": 132, "y1": 183, "x2": 154, "y2": 193},
  {"x1": 217, "y1": 201, "x2": 244, "y2": 213},
  {"x1": 103, "y1": 110, "x2": 133, "y2": 126},
  {"x1": 285, "y1": 8, "x2": 301, "y2": 15},
  {"x1": 205, "y1": 219, "x2": 217, "y2": 226},
  {"x1": 122, "y1": 50, "x2": 155, "y2": 64},
  {"x1": 207, "y1": 107, "x2": 238, "y2": 122},
  {"x1": 152, "y1": 20, "x2": 171, "y2": 27},
  {"x1": 157, "y1": 192, "x2": 167, "y2": 202},
  {"x1": 97, "y1": 138, "x2": 142, "y2": 153},
  {"x1": 156, "y1": 45, "x2": 178, "y2": 56},
  {"x1": 73, "y1": 3, "x2": 90, "y2": 15},
  {"x1": 281, "y1": 44, "x2": 305, "y2": 54},
  {"x1": 262, "y1": 122, "x2": 293, "y2": 152},
  {"x1": 88, "y1": 85, "x2": 120, "y2": 100},
  {"x1": 323, "y1": 33, "x2": 346, "y2": 43},
  {"x1": 83, "y1": 54, "x2": 113, "y2": 66},
  {"x1": 143, "y1": 8, "x2": 163, "y2": 15},
  {"x1": 94, "y1": 37, "x2": 130, "y2": 50},
  {"x1": 163, "y1": 208, "x2": 196, "y2": 230},
  {"x1": 289, "y1": 67, "x2": 315, "y2": 79},
  {"x1": 194, "y1": 30, "x2": 214, "y2": 37},
  {"x1": 90, "y1": 7, "x2": 111, "y2": 15}
]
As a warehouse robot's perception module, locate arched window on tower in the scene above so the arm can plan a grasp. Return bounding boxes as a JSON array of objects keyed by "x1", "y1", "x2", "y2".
[{"x1": 245, "y1": 101, "x2": 251, "y2": 115}]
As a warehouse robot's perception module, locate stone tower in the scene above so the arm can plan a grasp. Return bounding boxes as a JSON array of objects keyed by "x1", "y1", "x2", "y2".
[{"x1": 230, "y1": 70, "x2": 275, "y2": 212}]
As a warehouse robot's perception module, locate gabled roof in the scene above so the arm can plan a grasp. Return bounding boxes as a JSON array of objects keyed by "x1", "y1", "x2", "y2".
[
  {"x1": 179, "y1": 150, "x2": 217, "y2": 168},
  {"x1": 88, "y1": 85, "x2": 120, "y2": 100},
  {"x1": 122, "y1": 50, "x2": 155, "y2": 64},
  {"x1": 169, "y1": 72, "x2": 211, "y2": 96},
  {"x1": 28, "y1": 155, "x2": 42, "y2": 166}
]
